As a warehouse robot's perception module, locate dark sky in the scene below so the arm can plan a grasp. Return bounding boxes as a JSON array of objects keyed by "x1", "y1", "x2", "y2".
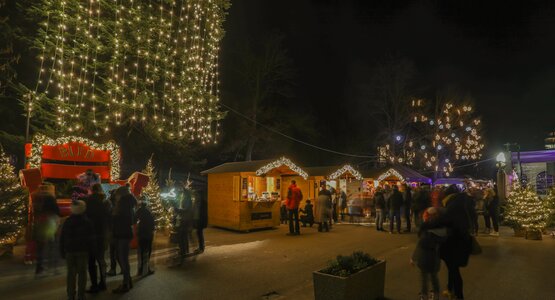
[{"x1": 220, "y1": 0, "x2": 555, "y2": 164}]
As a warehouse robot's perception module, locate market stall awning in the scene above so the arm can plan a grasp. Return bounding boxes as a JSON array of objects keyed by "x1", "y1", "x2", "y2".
[
  {"x1": 511, "y1": 150, "x2": 555, "y2": 164},
  {"x1": 362, "y1": 165, "x2": 432, "y2": 184}
]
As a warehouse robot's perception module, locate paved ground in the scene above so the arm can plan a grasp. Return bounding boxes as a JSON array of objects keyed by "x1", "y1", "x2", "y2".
[{"x1": 1, "y1": 223, "x2": 554, "y2": 300}]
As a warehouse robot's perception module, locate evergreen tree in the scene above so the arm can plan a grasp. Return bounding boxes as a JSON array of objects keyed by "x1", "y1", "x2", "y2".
[
  {"x1": 544, "y1": 188, "x2": 555, "y2": 228},
  {"x1": 0, "y1": 147, "x2": 27, "y2": 247},
  {"x1": 505, "y1": 184, "x2": 548, "y2": 233},
  {"x1": 141, "y1": 157, "x2": 169, "y2": 230}
]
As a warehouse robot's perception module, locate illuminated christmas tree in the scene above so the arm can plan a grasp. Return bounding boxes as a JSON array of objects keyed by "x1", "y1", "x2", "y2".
[
  {"x1": 505, "y1": 184, "x2": 548, "y2": 236},
  {"x1": 544, "y1": 188, "x2": 555, "y2": 227},
  {"x1": 379, "y1": 97, "x2": 484, "y2": 177},
  {"x1": 0, "y1": 148, "x2": 28, "y2": 247},
  {"x1": 142, "y1": 157, "x2": 169, "y2": 230}
]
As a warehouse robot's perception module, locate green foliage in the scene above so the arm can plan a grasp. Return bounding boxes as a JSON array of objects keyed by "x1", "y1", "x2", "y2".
[
  {"x1": 505, "y1": 185, "x2": 548, "y2": 231},
  {"x1": 544, "y1": 188, "x2": 555, "y2": 228},
  {"x1": 141, "y1": 156, "x2": 170, "y2": 230},
  {"x1": 320, "y1": 251, "x2": 379, "y2": 278}
]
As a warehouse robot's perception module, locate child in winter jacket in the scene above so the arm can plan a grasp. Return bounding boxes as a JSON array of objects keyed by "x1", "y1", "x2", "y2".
[{"x1": 411, "y1": 207, "x2": 448, "y2": 300}]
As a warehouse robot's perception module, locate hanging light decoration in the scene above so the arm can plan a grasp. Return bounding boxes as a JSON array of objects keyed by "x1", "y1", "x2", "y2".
[
  {"x1": 31, "y1": 0, "x2": 230, "y2": 144},
  {"x1": 256, "y1": 157, "x2": 308, "y2": 180},
  {"x1": 329, "y1": 165, "x2": 363, "y2": 180}
]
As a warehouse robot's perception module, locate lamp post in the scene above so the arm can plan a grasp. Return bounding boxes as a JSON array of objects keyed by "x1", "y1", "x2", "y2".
[{"x1": 496, "y1": 152, "x2": 507, "y2": 203}]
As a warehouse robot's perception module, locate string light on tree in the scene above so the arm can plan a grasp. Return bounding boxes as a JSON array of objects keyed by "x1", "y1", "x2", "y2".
[
  {"x1": 141, "y1": 156, "x2": 171, "y2": 230},
  {"x1": 505, "y1": 181, "x2": 549, "y2": 237},
  {"x1": 380, "y1": 99, "x2": 484, "y2": 176},
  {"x1": 31, "y1": 0, "x2": 230, "y2": 143},
  {"x1": 0, "y1": 148, "x2": 28, "y2": 247}
]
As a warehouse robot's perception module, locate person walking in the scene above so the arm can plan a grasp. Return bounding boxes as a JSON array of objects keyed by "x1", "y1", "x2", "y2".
[
  {"x1": 439, "y1": 185, "x2": 474, "y2": 300},
  {"x1": 136, "y1": 196, "x2": 155, "y2": 277},
  {"x1": 316, "y1": 185, "x2": 332, "y2": 232},
  {"x1": 111, "y1": 185, "x2": 137, "y2": 293},
  {"x1": 374, "y1": 187, "x2": 386, "y2": 231},
  {"x1": 401, "y1": 184, "x2": 413, "y2": 232},
  {"x1": 176, "y1": 186, "x2": 194, "y2": 262},
  {"x1": 286, "y1": 180, "x2": 303, "y2": 235},
  {"x1": 411, "y1": 207, "x2": 448, "y2": 300},
  {"x1": 84, "y1": 184, "x2": 110, "y2": 293},
  {"x1": 60, "y1": 200, "x2": 95, "y2": 300},
  {"x1": 106, "y1": 189, "x2": 119, "y2": 277},
  {"x1": 339, "y1": 188, "x2": 347, "y2": 221},
  {"x1": 32, "y1": 184, "x2": 60, "y2": 276},
  {"x1": 388, "y1": 185, "x2": 403, "y2": 234}
]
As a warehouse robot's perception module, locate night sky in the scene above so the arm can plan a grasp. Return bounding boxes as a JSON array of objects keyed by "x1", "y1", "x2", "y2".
[{"x1": 220, "y1": 0, "x2": 555, "y2": 165}]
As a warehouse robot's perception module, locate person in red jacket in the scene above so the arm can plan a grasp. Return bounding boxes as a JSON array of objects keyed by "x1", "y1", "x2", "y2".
[{"x1": 286, "y1": 180, "x2": 303, "y2": 235}]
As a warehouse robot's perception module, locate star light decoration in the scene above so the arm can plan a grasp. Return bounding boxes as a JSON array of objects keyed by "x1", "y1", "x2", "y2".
[
  {"x1": 29, "y1": 134, "x2": 120, "y2": 180},
  {"x1": 380, "y1": 100, "x2": 484, "y2": 176},
  {"x1": 256, "y1": 157, "x2": 308, "y2": 180},
  {"x1": 30, "y1": 0, "x2": 229, "y2": 143},
  {"x1": 377, "y1": 168, "x2": 405, "y2": 182},
  {"x1": 328, "y1": 165, "x2": 363, "y2": 180}
]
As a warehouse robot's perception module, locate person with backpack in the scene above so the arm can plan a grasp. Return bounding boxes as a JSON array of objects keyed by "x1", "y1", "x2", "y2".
[{"x1": 286, "y1": 180, "x2": 303, "y2": 235}]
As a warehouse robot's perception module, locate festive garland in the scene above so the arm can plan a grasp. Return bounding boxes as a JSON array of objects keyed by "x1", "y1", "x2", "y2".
[
  {"x1": 256, "y1": 157, "x2": 308, "y2": 180},
  {"x1": 329, "y1": 165, "x2": 363, "y2": 180},
  {"x1": 377, "y1": 168, "x2": 405, "y2": 182},
  {"x1": 29, "y1": 134, "x2": 120, "y2": 180}
]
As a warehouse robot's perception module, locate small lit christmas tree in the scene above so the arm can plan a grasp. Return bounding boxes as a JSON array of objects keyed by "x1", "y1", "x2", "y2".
[
  {"x1": 544, "y1": 188, "x2": 555, "y2": 228},
  {"x1": 142, "y1": 157, "x2": 170, "y2": 230},
  {"x1": 0, "y1": 148, "x2": 28, "y2": 248},
  {"x1": 505, "y1": 183, "x2": 548, "y2": 238}
]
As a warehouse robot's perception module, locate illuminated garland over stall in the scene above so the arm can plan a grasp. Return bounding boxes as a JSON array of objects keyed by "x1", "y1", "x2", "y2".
[
  {"x1": 30, "y1": 0, "x2": 230, "y2": 143},
  {"x1": 256, "y1": 157, "x2": 308, "y2": 180},
  {"x1": 377, "y1": 168, "x2": 405, "y2": 182},
  {"x1": 328, "y1": 165, "x2": 363, "y2": 180},
  {"x1": 29, "y1": 134, "x2": 121, "y2": 180}
]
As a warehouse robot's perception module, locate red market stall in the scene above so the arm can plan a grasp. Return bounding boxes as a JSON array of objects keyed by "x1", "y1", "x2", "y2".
[{"x1": 19, "y1": 134, "x2": 149, "y2": 262}]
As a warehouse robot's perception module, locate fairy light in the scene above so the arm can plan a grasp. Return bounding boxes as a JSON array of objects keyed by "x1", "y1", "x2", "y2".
[
  {"x1": 377, "y1": 168, "x2": 405, "y2": 182},
  {"x1": 256, "y1": 157, "x2": 309, "y2": 180},
  {"x1": 32, "y1": 0, "x2": 228, "y2": 142},
  {"x1": 505, "y1": 182, "x2": 549, "y2": 232},
  {"x1": 0, "y1": 148, "x2": 27, "y2": 246},
  {"x1": 329, "y1": 165, "x2": 363, "y2": 180},
  {"x1": 380, "y1": 100, "x2": 483, "y2": 176},
  {"x1": 29, "y1": 133, "x2": 121, "y2": 180}
]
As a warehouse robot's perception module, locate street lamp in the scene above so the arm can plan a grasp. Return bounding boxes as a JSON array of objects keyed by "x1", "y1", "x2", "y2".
[{"x1": 496, "y1": 152, "x2": 507, "y2": 202}]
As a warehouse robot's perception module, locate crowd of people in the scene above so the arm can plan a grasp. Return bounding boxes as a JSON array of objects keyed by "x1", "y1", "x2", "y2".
[
  {"x1": 30, "y1": 170, "x2": 206, "y2": 300},
  {"x1": 280, "y1": 179, "x2": 499, "y2": 300}
]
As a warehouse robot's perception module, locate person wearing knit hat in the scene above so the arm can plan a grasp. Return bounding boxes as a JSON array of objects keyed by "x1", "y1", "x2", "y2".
[{"x1": 60, "y1": 200, "x2": 95, "y2": 300}]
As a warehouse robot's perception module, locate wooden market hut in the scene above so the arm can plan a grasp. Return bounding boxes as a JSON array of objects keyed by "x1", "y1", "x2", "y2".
[{"x1": 201, "y1": 157, "x2": 310, "y2": 231}]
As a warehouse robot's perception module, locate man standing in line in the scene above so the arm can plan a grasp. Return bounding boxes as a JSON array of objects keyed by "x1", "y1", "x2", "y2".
[
  {"x1": 286, "y1": 180, "x2": 303, "y2": 236},
  {"x1": 401, "y1": 184, "x2": 413, "y2": 232},
  {"x1": 111, "y1": 185, "x2": 137, "y2": 293},
  {"x1": 389, "y1": 185, "x2": 403, "y2": 234}
]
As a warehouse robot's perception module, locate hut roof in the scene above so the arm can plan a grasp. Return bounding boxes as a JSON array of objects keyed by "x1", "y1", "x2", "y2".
[
  {"x1": 362, "y1": 165, "x2": 431, "y2": 184},
  {"x1": 200, "y1": 159, "x2": 274, "y2": 175}
]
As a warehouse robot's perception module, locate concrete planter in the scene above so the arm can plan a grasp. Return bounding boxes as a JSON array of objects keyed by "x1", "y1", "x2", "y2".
[{"x1": 313, "y1": 260, "x2": 386, "y2": 300}]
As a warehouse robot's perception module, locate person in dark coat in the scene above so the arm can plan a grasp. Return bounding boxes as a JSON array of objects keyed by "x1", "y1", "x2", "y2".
[
  {"x1": 412, "y1": 185, "x2": 431, "y2": 229},
  {"x1": 374, "y1": 188, "x2": 386, "y2": 231},
  {"x1": 32, "y1": 184, "x2": 60, "y2": 276},
  {"x1": 192, "y1": 188, "x2": 208, "y2": 253},
  {"x1": 401, "y1": 184, "x2": 413, "y2": 232},
  {"x1": 316, "y1": 186, "x2": 332, "y2": 232},
  {"x1": 136, "y1": 196, "x2": 155, "y2": 276},
  {"x1": 439, "y1": 185, "x2": 474, "y2": 300},
  {"x1": 299, "y1": 200, "x2": 314, "y2": 227},
  {"x1": 84, "y1": 183, "x2": 111, "y2": 293},
  {"x1": 339, "y1": 188, "x2": 347, "y2": 221},
  {"x1": 411, "y1": 207, "x2": 448, "y2": 300},
  {"x1": 111, "y1": 185, "x2": 137, "y2": 293},
  {"x1": 176, "y1": 187, "x2": 194, "y2": 262},
  {"x1": 106, "y1": 188, "x2": 119, "y2": 276},
  {"x1": 60, "y1": 200, "x2": 95, "y2": 300},
  {"x1": 388, "y1": 185, "x2": 403, "y2": 233}
]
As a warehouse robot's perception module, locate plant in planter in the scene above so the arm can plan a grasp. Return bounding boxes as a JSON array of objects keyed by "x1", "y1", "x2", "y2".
[{"x1": 313, "y1": 251, "x2": 385, "y2": 300}]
